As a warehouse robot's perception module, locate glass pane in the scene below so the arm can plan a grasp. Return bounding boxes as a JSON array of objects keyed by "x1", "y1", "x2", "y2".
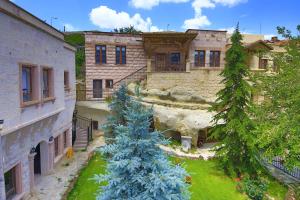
[
  {"x1": 102, "y1": 49, "x2": 106, "y2": 64},
  {"x1": 171, "y1": 53, "x2": 180, "y2": 64},
  {"x1": 43, "y1": 70, "x2": 49, "y2": 98},
  {"x1": 22, "y1": 67, "x2": 32, "y2": 102},
  {"x1": 116, "y1": 47, "x2": 120, "y2": 64},
  {"x1": 5, "y1": 168, "x2": 16, "y2": 198}
]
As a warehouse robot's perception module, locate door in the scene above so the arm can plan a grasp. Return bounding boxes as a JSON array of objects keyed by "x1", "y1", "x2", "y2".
[
  {"x1": 93, "y1": 79, "x2": 102, "y2": 98},
  {"x1": 34, "y1": 143, "x2": 41, "y2": 174},
  {"x1": 155, "y1": 54, "x2": 166, "y2": 71}
]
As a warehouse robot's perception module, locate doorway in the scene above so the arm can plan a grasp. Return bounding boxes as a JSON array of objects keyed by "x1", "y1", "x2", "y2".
[
  {"x1": 93, "y1": 79, "x2": 103, "y2": 98},
  {"x1": 155, "y1": 53, "x2": 166, "y2": 71},
  {"x1": 34, "y1": 143, "x2": 41, "y2": 174}
]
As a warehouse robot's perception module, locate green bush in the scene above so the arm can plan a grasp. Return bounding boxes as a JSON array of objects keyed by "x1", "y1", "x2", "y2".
[{"x1": 242, "y1": 177, "x2": 267, "y2": 200}]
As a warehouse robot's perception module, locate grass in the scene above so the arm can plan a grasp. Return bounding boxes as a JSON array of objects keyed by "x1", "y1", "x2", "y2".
[
  {"x1": 67, "y1": 153, "x2": 106, "y2": 200},
  {"x1": 67, "y1": 154, "x2": 287, "y2": 200}
]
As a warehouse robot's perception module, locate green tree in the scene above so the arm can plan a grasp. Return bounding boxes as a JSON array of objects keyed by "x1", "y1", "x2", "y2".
[
  {"x1": 64, "y1": 33, "x2": 85, "y2": 78},
  {"x1": 113, "y1": 25, "x2": 142, "y2": 34},
  {"x1": 210, "y1": 25, "x2": 259, "y2": 176},
  {"x1": 95, "y1": 99, "x2": 189, "y2": 199},
  {"x1": 103, "y1": 85, "x2": 131, "y2": 144},
  {"x1": 254, "y1": 26, "x2": 300, "y2": 168}
]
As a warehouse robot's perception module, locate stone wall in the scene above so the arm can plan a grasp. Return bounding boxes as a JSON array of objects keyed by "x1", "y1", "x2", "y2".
[
  {"x1": 147, "y1": 68, "x2": 224, "y2": 102},
  {"x1": 85, "y1": 33, "x2": 147, "y2": 98},
  {"x1": 146, "y1": 30, "x2": 227, "y2": 102},
  {"x1": 0, "y1": 8, "x2": 75, "y2": 199}
]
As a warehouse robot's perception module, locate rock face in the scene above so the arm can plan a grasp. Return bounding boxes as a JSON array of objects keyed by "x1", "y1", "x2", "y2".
[{"x1": 149, "y1": 104, "x2": 216, "y2": 146}]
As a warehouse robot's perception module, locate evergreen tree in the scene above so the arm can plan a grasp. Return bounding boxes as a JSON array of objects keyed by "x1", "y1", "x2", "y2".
[
  {"x1": 254, "y1": 26, "x2": 300, "y2": 168},
  {"x1": 95, "y1": 100, "x2": 189, "y2": 200},
  {"x1": 113, "y1": 26, "x2": 142, "y2": 34},
  {"x1": 210, "y1": 25, "x2": 259, "y2": 176},
  {"x1": 103, "y1": 84, "x2": 131, "y2": 144}
]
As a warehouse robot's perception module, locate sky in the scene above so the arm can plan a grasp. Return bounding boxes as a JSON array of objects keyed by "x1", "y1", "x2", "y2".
[{"x1": 11, "y1": 0, "x2": 300, "y2": 39}]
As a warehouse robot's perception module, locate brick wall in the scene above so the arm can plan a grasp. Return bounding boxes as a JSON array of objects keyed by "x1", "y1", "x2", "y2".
[{"x1": 85, "y1": 33, "x2": 147, "y2": 98}]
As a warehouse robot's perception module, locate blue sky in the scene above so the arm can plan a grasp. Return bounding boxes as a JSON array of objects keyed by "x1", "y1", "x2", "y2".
[{"x1": 12, "y1": 0, "x2": 300, "y2": 38}]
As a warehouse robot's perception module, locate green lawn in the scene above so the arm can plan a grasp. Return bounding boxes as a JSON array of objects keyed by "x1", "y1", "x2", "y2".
[{"x1": 67, "y1": 153, "x2": 287, "y2": 200}]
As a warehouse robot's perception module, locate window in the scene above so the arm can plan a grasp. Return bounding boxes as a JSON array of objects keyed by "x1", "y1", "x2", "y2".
[
  {"x1": 259, "y1": 58, "x2": 268, "y2": 69},
  {"x1": 194, "y1": 50, "x2": 206, "y2": 67},
  {"x1": 116, "y1": 46, "x2": 126, "y2": 64},
  {"x1": 63, "y1": 131, "x2": 67, "y2": 149},
  {"x1": 95, "y1": 45, "x2": 106, "y2": 64},
  {"x1": 209, "y1": 51, "x2": 221, "y2": 67},
  {"x1": 54, "y1": 136, "x2": 59, "y2": 157},
  {"x1": 170, "y1": 53, "x2": 180, "y2": 65},
  {"x1": 105, "y1": 79, "x2": 113, "y2": 89},
  {"x1": 64, "y1": 71, "x2": 70, "y2": 91},
  {"x1": 5, "y1": 167, "x2": 16, "y2": 199},
  {"x1": 42, "y1": 68, "x2": 53, "y2": 99},
  {"x1": 21, "y1": 66, "x2": 33, "y2": 102}
]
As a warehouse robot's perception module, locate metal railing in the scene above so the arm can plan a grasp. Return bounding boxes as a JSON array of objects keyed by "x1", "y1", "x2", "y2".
[
  {"x1": 72, "y1": 111, "x2": 93, "y2": 145},
  {"x1": 76, "y1": 66, "x2": 147, "y2": 101},
  {"x1": 264, "y1": 157, "x2": 300, "y2": 180}
]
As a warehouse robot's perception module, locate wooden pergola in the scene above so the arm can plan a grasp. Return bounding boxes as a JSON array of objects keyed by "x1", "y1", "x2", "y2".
[{"x1": 143, "y1": 32, "x2": 197, "y2": 72}]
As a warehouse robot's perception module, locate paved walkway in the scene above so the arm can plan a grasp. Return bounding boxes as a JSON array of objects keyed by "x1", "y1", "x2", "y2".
[{"x1": 28, "y1": 136, "x2": 105, "y2": 200}]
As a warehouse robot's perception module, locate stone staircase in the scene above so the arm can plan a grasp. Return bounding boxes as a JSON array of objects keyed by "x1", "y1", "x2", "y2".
[{"x1": 73, "y1": 126, "x2": 89, "y2": 151}]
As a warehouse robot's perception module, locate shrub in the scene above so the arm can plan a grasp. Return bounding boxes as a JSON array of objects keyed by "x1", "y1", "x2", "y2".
[{"x1": 242, "y1": 177, "x2": 267, "y2": 200}]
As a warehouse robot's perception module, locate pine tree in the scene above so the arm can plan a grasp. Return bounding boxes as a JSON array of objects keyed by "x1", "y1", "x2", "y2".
[
  {"x1": 103, "y1": 84, "x2": 131, "y2": 144},
  {"x1": 95, "y1": 100, "x2": 189, "y2": 200},
  {"x1": 210, "y1": 25, "x2": 258, "y2": 176}
]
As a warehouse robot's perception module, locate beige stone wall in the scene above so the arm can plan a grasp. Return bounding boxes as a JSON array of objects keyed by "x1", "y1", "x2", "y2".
[
  {"x1": 188, "y1": 30, "x2": 227, "y2": 68},
  {"x1": 147, "y1": 68, "x2": 224, "y2": 102},
  {"x1": 147, "y1": 30, "x2": 227, "y2": 102},
  {"x1": 85, "y1": 33, "x2": 147, "y2": 98}
]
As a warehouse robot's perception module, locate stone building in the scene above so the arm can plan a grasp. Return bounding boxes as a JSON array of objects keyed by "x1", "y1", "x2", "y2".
[
  {"x1": 78, "y1": 28, "x2": 280, "y2": 146},
  {"x1": 0, "y1": 1, "x2": 76, "y2": 199}
]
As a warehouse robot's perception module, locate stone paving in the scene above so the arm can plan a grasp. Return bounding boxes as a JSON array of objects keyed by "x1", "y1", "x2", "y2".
[{"x1": 27, "y1": 136, "x2": 105, "y2": 200}]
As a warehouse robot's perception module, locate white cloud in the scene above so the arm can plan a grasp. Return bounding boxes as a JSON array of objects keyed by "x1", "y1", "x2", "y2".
[
  {"x1": 182, "y1": 0, "x2": 247, "y2": 29},
  {"x1": 64, "y1": 23, "x2": 79, "y2": 32},
  {"x1": 129, "y1": 0, "x2": 190, "y2": 10},
  {"x1": 89, "y1": 6, "x2": 162, "y2": 32}
]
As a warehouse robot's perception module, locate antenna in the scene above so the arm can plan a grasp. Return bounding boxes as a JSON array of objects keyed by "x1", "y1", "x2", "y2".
[{"x1": 167, "y1": 24, "x2": 170, "y2": 31}]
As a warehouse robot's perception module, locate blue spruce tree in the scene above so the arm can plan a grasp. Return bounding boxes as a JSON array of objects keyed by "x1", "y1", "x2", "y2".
[
  {"x1": 103, "y1": 84, "x2": 131, "y2": 144},
  {"x1": 95, "y1": 100, "x2": 190, "y2": 200}
]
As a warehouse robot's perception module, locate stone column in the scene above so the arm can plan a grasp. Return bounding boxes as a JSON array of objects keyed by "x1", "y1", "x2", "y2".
[
  {"x1": 48, "y1": 140, "x2": 54, "y2": 173},
  {"x1": 147, "y1": 58, "x2": 152, "y2": 72},
  {"x1": 0, "y1": 136, "x2": 6, "y2": 200},
  {"x1": 28, "y1": 152, "x2": 36, "y2": 193},
  {"x1": 186, "y1": 59, "x2": 191, "y2": 72}
]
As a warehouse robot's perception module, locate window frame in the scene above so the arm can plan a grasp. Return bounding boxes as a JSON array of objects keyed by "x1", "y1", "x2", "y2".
[
  {"x1": 170, "y1": 52, "x2": 181, "y2": 65},
  {"x1": 41, "y1": 66, "x2": 54, "y2": 101},
  {"x1": 105, "y1": 79, "x2": 114, "y2": 89},
  {"x1": 209, "y1": 51, "x2": 221, "y2": 67},
  {"x1": 194, "y1": 50, "x2": 206, "y2": 67},
  {"x1": 116, "y1": 46, "x2": 126, "y2": 64},
  {"x1": 64, "y1": 70, "x2": 70, "y2": 91},
  {"x1": 4, "y1": 163, "x2": 22, "y2": 199},
  {"x1": 19, "y1": 63, "x2": 39, "y2": 107},
  {"x1": 259, "y1": 57, "x2": 268, "y2": 69},
  {"x1": 95, "y1": 45, "x2": 107, "y2": 64}
]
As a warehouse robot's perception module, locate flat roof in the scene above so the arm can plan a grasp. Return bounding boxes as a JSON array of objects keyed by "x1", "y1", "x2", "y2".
[{"x1": 0, "y1": 0, "x2": 64, "y2": 41}]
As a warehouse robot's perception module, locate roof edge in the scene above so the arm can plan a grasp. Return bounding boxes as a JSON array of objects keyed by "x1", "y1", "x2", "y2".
[{"x1": 0, "y1": 1, "x2": 64, "y2": 41}]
